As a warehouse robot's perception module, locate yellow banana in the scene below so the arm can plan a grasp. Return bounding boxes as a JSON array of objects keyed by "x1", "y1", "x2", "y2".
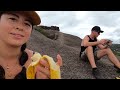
[{"x1": 26, "y1": 52, "x2": 61, "y2": 79}]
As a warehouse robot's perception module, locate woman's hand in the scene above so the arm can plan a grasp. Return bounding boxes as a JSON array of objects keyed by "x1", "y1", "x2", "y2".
[{"x1": 35, "y1": 54, "x2": 62, "y2": 79}]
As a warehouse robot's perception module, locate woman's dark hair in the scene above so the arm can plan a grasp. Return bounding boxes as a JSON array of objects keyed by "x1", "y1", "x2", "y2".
[
  {"x1": 0, "y1": 11, "x2": 8, "y2": 17},
  {"x1": 19, "y1": 43, "x2": 28, "y2": 66},
  {"x1": 0, "y1": 12, "x2": 4, "y2": 18}
]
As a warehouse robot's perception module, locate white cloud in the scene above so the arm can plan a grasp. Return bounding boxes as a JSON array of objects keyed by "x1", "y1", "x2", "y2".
[{"x1": 36, "y1": 11, "x2": 120, "y2": 44}]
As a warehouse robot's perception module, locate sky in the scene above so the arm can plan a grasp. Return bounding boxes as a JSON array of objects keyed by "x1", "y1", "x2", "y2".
[{"x1": 36, "y1": 11, "x2": 120, "y2": 44}]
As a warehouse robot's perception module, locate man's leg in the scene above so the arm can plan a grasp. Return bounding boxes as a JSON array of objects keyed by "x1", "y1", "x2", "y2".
[
  {"x1": 86, "y1": 46, "x2": 101, "y2": 79},
  {"x1": 86, "y1": 46, "x2": 97, "y2": 68},
  {"x1": 97, "y1": 48, "x2": 120, "y2": 69}
]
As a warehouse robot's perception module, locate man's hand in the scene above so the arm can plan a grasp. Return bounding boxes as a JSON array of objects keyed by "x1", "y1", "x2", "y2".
[
  {"x1": 35, "y1": 54, "x2": 62, "y2": 79},
  {"x1": 99, "y1": 39, "x2": 108, "y2": 45},
  {"x1": 100, "y1": 39, "x2": 112, "y2": 49},
  {"x1": 106, "y1": 39, "x2": 112, "y2": 46}
]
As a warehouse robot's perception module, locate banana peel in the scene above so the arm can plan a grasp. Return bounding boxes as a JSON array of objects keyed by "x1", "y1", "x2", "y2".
[{"x1": 26, "y1": 52, "x2": 61, "y2": 79}]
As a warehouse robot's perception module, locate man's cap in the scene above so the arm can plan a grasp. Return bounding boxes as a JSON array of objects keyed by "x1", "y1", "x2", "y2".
[
  {"x1": 0, "y1": 11, "x2": 41, "y2": 25},
  {"x1": 91, "y1": 26, "x2": 104, "y2": 33}
]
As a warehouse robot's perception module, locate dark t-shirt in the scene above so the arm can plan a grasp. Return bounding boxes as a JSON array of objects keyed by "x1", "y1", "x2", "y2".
[
  {"x1": 0, "y1": 51, "x2": 32, "y2": 79},
  {"x1": 0, "y1": 65, "x2": 26, "y2": 79},
  {"x1": 80, "y1": 35, "x2": 97, "y2": 57}
]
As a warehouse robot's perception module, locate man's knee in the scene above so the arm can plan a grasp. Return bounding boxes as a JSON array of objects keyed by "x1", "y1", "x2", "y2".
[
  {"x1": 102, "y1": 48, "x2": 111, "y2": 55},
  {"x1": 86, "y1": 46, "x2": 93, "y2": 51},
  {"x1": 106, "y1": 48, "x2": 113, "y2": 54}
]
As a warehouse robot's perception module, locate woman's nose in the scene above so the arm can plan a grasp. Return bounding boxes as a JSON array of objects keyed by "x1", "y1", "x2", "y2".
[
  {"x1": 15, "y1": 23, "x2": 24, "y2": 31},
  {"x1": 16, "y1": 27, "x2": 23, "y2": 31}
]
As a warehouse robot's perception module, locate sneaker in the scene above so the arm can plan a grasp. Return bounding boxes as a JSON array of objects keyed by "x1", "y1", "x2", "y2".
[
  {"x1": 114, "y1": 65, "x2": 120, "y2": 73},
  {"x1": 92, "y1": 68, "x2": 101, "y2": 79},
  {"x1": 116, "y1": 69, "x2": 120, "y2": 73},
  {"x1": 114, "y1": 65, "x2": 119, "y2": 69}
]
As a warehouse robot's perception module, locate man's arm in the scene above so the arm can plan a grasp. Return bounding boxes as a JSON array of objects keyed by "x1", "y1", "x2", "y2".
[
  {"x1": 97, "y1": 44, "x2": 108, "y2": 49},
  {"x1": 83, "y1": 36, "x2": 102, "y2": 47}
]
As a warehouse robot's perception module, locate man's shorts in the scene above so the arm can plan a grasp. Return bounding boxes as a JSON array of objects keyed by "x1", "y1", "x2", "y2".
[{"x1": 80, "y1": 49, "x2": 100, "y2": 62}]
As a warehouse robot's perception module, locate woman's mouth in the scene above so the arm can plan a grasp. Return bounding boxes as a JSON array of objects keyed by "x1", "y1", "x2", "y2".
[{"x1": 10, "y1": 33, "x2": 24, "y2": 39}]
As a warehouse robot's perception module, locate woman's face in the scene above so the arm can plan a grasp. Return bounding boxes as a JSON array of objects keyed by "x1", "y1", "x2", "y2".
[{"x1": 0, "y1": 12, "x2": 32, "y2": 47}]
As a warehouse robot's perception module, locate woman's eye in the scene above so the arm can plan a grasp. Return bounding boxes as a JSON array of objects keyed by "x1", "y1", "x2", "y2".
[
  {"x1": 9, "y1": 17, "x2": 17, "y2": 21},
  {"x1": 24, "y1": 22, "x2": 31, "y2": 27}
]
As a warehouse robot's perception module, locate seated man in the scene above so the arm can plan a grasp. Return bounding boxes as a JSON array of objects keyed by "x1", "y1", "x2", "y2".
[{"x1": 79, "y1": 26, "x2": 120, "y2": 79}]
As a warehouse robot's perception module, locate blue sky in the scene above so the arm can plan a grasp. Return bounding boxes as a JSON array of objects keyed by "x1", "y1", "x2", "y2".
[{"x1": 36, "y1": 11, "x2": 120, "y2": 44}]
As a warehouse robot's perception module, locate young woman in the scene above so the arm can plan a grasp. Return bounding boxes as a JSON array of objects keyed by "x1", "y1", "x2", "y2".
[{"x1": 0, "y1": 11, "x2": 62, "y2": 79}]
